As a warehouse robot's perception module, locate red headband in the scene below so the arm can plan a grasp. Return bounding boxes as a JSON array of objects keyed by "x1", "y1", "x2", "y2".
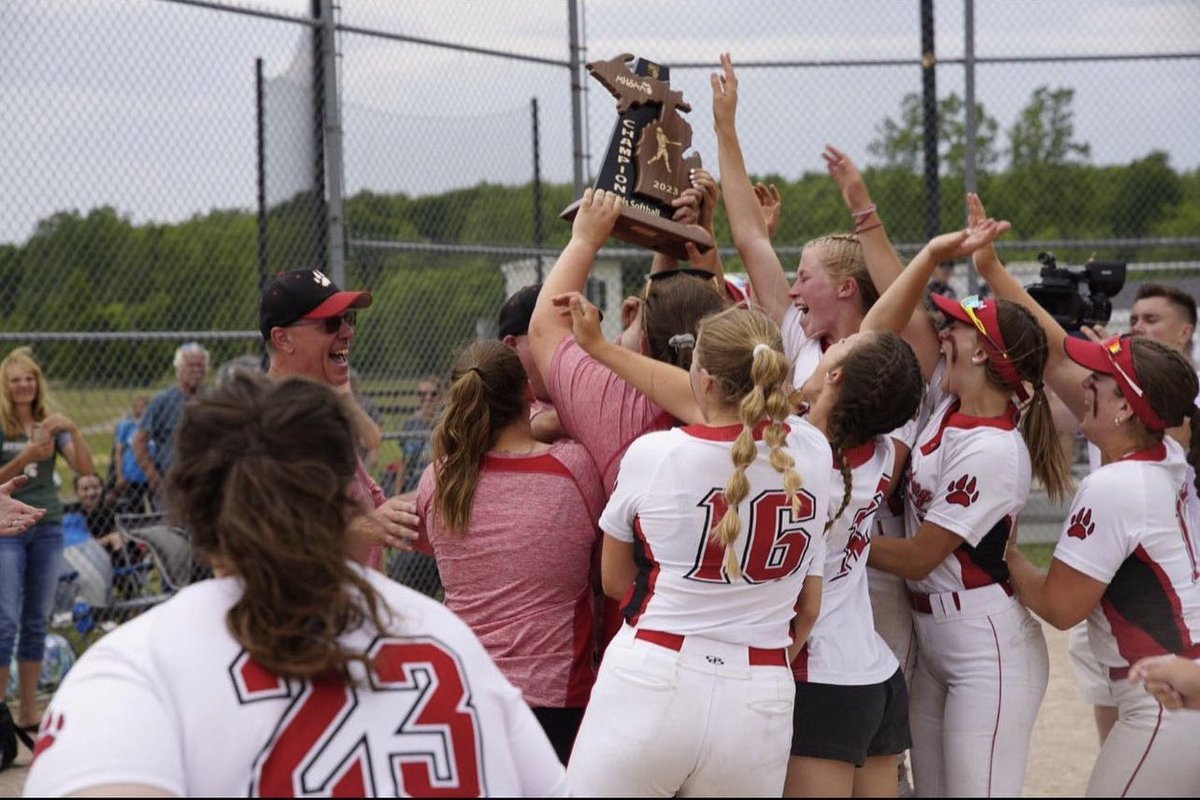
[
  {"x1": 930, "y1": 294, "x2": 1029, "y2": 402},
  {"x1": 1064, "y1": 335, "x2": 1168, "y2": 432}
]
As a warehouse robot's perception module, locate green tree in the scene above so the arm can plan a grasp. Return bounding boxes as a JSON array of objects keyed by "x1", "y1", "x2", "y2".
[
  {"x1": 1007, "y1": 86, "x2": 1090, "y2": 168},
  {"x1": 868, "y1": 92, "x2": 1000, "y2": 175}
]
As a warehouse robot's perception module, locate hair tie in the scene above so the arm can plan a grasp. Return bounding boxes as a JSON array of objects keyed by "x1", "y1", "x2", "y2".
[
  {"x1": 668, "y1": 333, "x2": 695, "y2": 353},
  {"x1": 1032, "y1": 380, "x2": 1044, "y2": 392},
  {"x1": 467, "y1": 366, "x2": 484, "y2": 378},
  {"x1": 752, "y1": 343, "x2": 772, "y2": 359}
]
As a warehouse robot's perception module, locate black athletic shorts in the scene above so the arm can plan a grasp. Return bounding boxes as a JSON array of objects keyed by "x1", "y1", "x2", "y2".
[
  {"x1": 790, "y1": 667, "x2": 911, "y2": 765},
  {"x1": 531, "y1": 706, "x2": 584, "y2": 766}
]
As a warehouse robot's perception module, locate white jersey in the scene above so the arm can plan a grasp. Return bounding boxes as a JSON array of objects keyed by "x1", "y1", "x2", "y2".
[
  {"x1": 26, "y1": 567, "x2": 567, "y2": 798},
  {"x1": 904, "y1": 360, "x2": 1031, "y2": 595},
  {"x1": 600, "y1": 417, "x2": 832, "y2": 650},
  {"x1": 798, "y1": 436, "x2": 900, "y2": 685},
  {"x1": 781, "y1": 305, "x2": 825, "y2": 389},
  {"x1": 1087, "y1": 372, "x2": 1200, "y2": 528},
  {"x1": 1053, "y1": 439, "x2": 1200, "y2": 671}
]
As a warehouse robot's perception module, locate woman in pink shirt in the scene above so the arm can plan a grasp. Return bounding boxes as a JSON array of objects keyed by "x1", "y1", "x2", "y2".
[{"x1": 415, "y1": 339, "x2": 606, "y2": 765}]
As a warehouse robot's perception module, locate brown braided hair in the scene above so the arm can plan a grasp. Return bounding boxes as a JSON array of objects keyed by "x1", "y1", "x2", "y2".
[{"x1": 696, "y1": 307, "x2": 801, "y2": 578}]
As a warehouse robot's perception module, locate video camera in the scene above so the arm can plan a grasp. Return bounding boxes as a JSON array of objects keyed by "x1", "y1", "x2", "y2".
[{"x1": 1025, "y1": 252, "x2": 1126, "y2": 332}]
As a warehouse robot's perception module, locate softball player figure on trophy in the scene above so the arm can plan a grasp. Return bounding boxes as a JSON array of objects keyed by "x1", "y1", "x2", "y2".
[{"x1": 565, "y1": 306, "x2": 832, "y2": 796}]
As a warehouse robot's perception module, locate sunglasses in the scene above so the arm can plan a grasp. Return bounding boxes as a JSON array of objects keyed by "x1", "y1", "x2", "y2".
[
  {"x1": 1101, "y1": 336, "x2": 1147, "y2": 399},
  {"x1": 290, "y1": 311, "x2": 357, "y2": 334},
  {"x1": 959, "y1": 295, "x2": 1008, "y2": 357}
]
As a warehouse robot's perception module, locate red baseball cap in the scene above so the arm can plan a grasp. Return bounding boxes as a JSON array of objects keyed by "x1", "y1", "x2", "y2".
[
  {"x1": 930, "y1": 293, "x2": 1028, "y2": 401},
  {"x1": 1064, "y1": 334, "x2": 1168, "y2": 432}
]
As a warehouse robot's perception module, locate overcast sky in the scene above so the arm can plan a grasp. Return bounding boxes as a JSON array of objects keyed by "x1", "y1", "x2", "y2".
[{"x1": 3, "y1": 0, "x2": 1198, "y2": 244}]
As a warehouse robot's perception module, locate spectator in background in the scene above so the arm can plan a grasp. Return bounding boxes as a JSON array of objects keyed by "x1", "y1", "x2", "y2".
[
  {"x1": 111, "y1": 395, "x2": 151, "y2": 513},
  {"x1": 499, "y1": 284, "x2": 563, "y2": 443},
  {"x1": 396, "y1": 374, "x2": 445, "y2": 495},
  {"x1": 1128, "y1": 282, "x2": 1196, "y2": 364},
  {"x1": 133, "y1": 343, "x2": 209, "y2": 509},
  {"x1": 0, "y1": 346, "x2": 94, "y2": 733},
  {"x1": 64, "y1": 473, "x2": 143, "y2": 596}
]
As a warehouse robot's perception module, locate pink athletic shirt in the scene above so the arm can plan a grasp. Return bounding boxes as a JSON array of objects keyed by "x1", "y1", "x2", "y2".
[
  {"x1": 415, "y1": 441, "x2": 606, "y2": 708},
  {"x1": 548, "y1": 337, "x2": 675, "y2": 495}
]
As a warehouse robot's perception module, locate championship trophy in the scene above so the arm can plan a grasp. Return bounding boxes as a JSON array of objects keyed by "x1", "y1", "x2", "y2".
[{"x1": 561, "y1": 54, "x2": 714, "y2": 260}]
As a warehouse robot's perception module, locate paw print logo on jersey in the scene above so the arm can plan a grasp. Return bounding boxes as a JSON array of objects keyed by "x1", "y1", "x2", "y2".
[
  {"x1": 1067, "y1": 507, "x2": 1096, "y2": 540},
  {"x1": 945, "y1": 474, "x2": 980, "y2": 507},
  {"x1": 30, "y1": 711, "x2": 64, "y2": 765}
]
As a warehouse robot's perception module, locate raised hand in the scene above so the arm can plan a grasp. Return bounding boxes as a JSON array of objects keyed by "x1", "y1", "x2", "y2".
[
  {"x1": 822, "y1": 144, "x2": 871, "y2": 213},
  {"x1": 710, "y1": 52, "x2": 738, "y2": 131},
  {"x1": 966, "y1": 192, "x2": 1004, "y2": 272},
  {"x1": 572, "y1": 188, "x2": 624, "y2": 250},
  {"x1": 925, "y1": 217, "x2": 1012, "y2": 264},
  {"x1": 753, "y1": 182, "x2": 781, "y2": 239},
  {"x1": 553, "y1": 291, "x2": 606, "y2": 355}
]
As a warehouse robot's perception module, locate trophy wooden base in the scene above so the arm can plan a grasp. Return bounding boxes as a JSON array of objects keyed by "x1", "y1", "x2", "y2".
[{"x1": 560, "y1": 199, "x2": 714, "y2": 262}]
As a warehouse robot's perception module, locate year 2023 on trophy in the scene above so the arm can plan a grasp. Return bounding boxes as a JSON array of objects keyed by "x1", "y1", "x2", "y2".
[{"x1": 561, "y1": 54, "x2": 714, "y2": 260}]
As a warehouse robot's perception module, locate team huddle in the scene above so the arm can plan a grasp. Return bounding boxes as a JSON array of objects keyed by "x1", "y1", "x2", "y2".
[{"x1": 23, "y1": 54, "x2": 1200, "y2": 798}]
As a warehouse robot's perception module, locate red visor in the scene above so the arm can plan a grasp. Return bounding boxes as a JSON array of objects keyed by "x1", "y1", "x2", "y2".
[
  {"x1": 931, "y1": 293, "x2": 1028, "y2": 402},
  {"x1": 1064, "y1": 335, "x2": 1168, "y2": 432}
]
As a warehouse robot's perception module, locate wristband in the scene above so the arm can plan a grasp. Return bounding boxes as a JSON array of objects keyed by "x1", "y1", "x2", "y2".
[{"x1": 851, "y1": 203, "x2": 877, "y2": 226}]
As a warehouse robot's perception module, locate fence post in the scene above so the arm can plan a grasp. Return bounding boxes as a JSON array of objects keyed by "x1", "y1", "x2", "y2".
[
  {"x1": 567, "y1": 0, "x2": 587, "y2": 197},
  {"x1": 920, "y1": 0, "x2": 939, "y2": 242},
  {"x1": 963, "y1": 0, "x2": 980, "y2": 294},
  {"x1": 315, "y1": 0, "x2": 346, "y2": 286}
]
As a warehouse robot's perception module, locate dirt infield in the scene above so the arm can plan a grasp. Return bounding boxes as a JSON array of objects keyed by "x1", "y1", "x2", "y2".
[{"x1": 0, "y1": 621, "x2": 1099, "y2": 796}]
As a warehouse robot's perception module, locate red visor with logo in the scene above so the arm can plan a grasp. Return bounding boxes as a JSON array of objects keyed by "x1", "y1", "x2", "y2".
[
  {"x1": 1063, "y1": 334, "x2": 1168, "y2": 432},
  {"x1": 931, "y1": 293, "x2": 1028, "y2": 402}
]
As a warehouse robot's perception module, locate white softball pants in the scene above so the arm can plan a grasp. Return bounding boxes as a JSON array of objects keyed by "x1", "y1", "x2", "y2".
[
  {"x1": 566, "y1": 624, "x2": 794, "y2": 797},
  {"x1": 1087, "y1": 667, "x2": 1200, "y2": 796},
  {"x1": 908, "y1": 585, "x2": 1049, "y2": 797}
]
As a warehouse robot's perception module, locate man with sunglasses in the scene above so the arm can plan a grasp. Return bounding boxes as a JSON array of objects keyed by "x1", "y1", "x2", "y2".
[{"x1": 260, "y1": 269, "x2": 419, "y2": 565}]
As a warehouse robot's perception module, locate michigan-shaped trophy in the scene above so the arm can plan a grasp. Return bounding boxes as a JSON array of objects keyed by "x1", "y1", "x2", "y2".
[{"x1": 561, "y1": 54, "x2": 714, "y2": 260}]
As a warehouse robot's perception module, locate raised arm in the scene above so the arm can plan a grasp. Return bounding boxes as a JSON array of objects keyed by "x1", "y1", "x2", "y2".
[
  {"x1": 823, "y1": 144, "x2": 939, "y2": 368},
  {"x1": 712, "y1": 53, "x2": 791, "y2": 323},
  {"x1": 528, "y1": 188, "x2": 623, "y2": 387},
  {"x1": 967, "y1": 193, "x2": 1090, "y2": 420},
  {"x1": 555, "y1": 291, "x2": 703, "y2": 425},
  {"x1": 861, "y1": 220, "x2": 1012, "y2": 379}
]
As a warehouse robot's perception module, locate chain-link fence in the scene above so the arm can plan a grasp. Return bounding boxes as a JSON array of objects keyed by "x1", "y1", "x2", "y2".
[{"x1": 3, "y1": 1, "x2": 1198, "y2": 648}]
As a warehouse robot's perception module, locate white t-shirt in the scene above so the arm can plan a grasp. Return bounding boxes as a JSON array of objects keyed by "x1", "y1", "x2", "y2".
[
  {"x1": 600, "y1": 417, "x2": 832, "y2": 650},
  {"x1": 781, "y1": 305, "x2": 825, "y2": 390},
  {"x1": 904, "y1": 360, "x2": 1032, "y2": 595},
  {"x1": 1054, "y1": 438, "x2": 1200, "y2": 670},
  {"x1": 799, "y1": 436, "x2": 901, "y2": 685},
  {"x1": 26, "y1": 567, "x2": 567, "y2": 798}
]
